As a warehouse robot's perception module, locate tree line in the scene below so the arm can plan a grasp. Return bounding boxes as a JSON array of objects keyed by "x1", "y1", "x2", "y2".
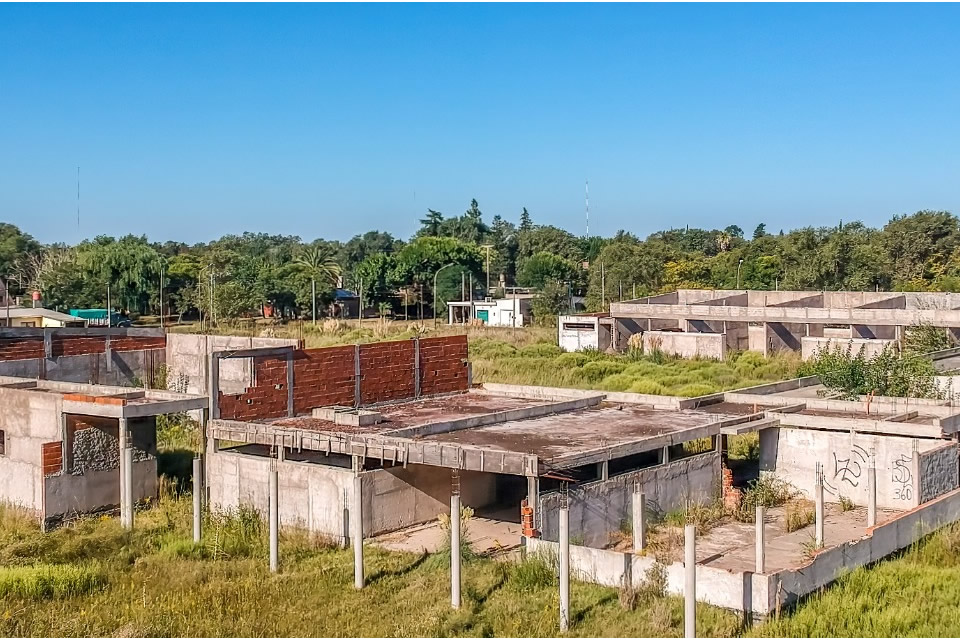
[{"x1": 2, "y1": 205, "x2": 959, "y2": 323}]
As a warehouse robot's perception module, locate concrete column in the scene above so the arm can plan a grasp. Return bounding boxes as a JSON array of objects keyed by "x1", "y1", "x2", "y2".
[
  {"x1": 662, "y1": 445, "x2": 670, "y2": 465},
  {"x1": 912, "y1": 441, "x2": 922, "y2": 508},
  {"x1": 755, "y1": 505, "x2": 765, "y2": 574},
  {"x1": 269, "y1": 466, "x2": 279, "y2": 573},
  {"x1": 193, "y1": 456, "x2": 203, "y2": 543},
  {"x1": 559, "y1": 504, "x2": 570, "y2": 632},
  {"x1": 118, "y1": 418, "x2": 132, "y2": 529},
  {"x1": 526, "y1": 476, "x2": 539, "y2": 529},
  {"x1": 867, "y1": 459, "x2": 877, "y2": 528},
  {"x1": 353, "y1": 470, "x2": 365, "y2": 589},
  {"x1": 815, "y1": 480, "x2": 825, "y2": 548},
  {"x1": 122, "y1": 447, "x2": 134, "y2": 530},
  {"x1": 598, "y1": 460, "x2": 609, "y2": 481},
  {"x1": 450, "y1": 493, "x2": 461, "y2": 609},
  {"x1": 632, "y1": 491, "x2": 646, "y2": 551},
  {"x1": 684, "y1": 524, "x2": 696, "y2": 639}
]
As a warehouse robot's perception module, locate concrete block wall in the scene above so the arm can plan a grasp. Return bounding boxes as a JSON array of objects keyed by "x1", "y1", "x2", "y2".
[
  {"x1": 539, "y1": 451, "x2": 720, "y2": 547},
  {"x1": 217, "y1": 335, "x2": 469, "y2": 421},
  {"x1": 0, "y1": 386, "x2": 63, "y2": 514}
]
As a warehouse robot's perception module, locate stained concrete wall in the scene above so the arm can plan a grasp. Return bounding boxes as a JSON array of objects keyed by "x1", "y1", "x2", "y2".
[
  {"x1": 44, "y1": 460, "x2": 156, "y2": 526},
  {"x1": 165, "y1": 333, "x2": 299, "y2": 395},
  {"x1": 801, "y1": 337, "x2": 898, "y2": 361},
  {"x1": 364, "y1": 466, "x2": 497, "y2": 535},
  {"x1": 0, "y1": 387, "x2": 62, "y2": 514},
  {"x1": 558, "y1": 316, "x2": 601, "y2": 352},
  {"x1": 539, "y1": 451, "x2": 720, "y2": 547},
  {"x1": 207, "y1": 448, "x2": 355, "y2": 543},
  {"x1": 919, "y1": 443, "x2": 959, "y2": 504},
  {"x1": 759, "y1": 426, "x2": 947, "y2": 509},
  {"x1": 0, "y1": 350, "x2": 162, "y2": 387},
  {"x1": 642, "y1": 331, "x2": 726, "y2": 360}
]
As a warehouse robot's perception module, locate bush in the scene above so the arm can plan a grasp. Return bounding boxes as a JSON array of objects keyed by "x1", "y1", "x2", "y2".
[
  {"x1": 800, "y1": 342, "x2": 942, "y2": 399},
  {"x1": 735, "y1": 475, "x2": 797, "y2": 522},
  {"x1": 509, "y1": 553, "x2": 557, "y2": 591},
  {"x1": 554, "y1": 352, "x2": 591, "y2": 368},
  {"x1": 727, "y1": 433, "x2": 760, "y2": 462},
  {"x1": 519, "y1": 343, "x2": 563, "y2": 358},
  {"x1": 469, "y1": 339, "x2": 518, "y2": 360},
  {"x1": 628, "y1": 379, "x2": 666, "y2": 395},
  {"x1": 673, "y1": 382, "x2": 720, "y2": 397},
  {"x1": 581, "y1": 360, "x2": 627, "y2": 382},
  {"x1": 0, "y1": 564, "x2": 106, "y2": 599}
]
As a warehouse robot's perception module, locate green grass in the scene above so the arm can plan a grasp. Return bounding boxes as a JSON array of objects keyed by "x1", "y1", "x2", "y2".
[
  {"x1": 752, "y1": 524, "x2": 960, "y2": 637},
  {"x1": 0, "y1": 491, "x2": 742, "y2": 638},
  {"x1": 471, "y1": 338, "x2": 801, "y2": 396}
]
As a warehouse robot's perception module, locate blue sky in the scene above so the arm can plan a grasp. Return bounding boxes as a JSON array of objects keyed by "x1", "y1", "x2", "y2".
[{"x1": 1, "y1": 3, "x2": 958, "y2": 245}]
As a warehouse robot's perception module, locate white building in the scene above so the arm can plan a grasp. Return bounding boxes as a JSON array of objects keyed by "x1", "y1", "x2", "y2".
[{"x1": 447, "y1": 297, "x2": 531, "y2": 327}]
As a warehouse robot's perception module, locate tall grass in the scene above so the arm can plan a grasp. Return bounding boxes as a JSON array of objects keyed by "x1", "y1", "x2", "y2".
[{"x1": 0, "y1": 564, "x2": 106, "y2": 599}]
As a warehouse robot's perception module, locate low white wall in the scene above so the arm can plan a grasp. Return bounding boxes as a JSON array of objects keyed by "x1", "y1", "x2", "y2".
[
  {"x1": 540, "y1": 452, "x2": 720, "y2": 547},
  {"x1": 760, "y1": 426, "x2": 946, "y2": 509},
  {"x1": 801, "y1": 336, "x2": 897, "y2": 361},
  {"x1": 643, "y1": 331, "x2": 726, "y2": 360}
]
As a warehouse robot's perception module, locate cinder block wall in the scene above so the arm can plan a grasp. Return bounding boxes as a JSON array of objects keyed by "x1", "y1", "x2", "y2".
[{"x1": 217, "y1": 335, "x2": 470, "y2": 421}]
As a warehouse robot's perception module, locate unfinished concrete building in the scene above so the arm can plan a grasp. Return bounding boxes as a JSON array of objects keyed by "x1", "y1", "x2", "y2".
[{"x1": 559, "y1": 289, "x2": 960, "y2": 359}]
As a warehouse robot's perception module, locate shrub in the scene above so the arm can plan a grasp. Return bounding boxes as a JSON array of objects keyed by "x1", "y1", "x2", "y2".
[
  {"x1": 673, "y1": 382, "x2": 720, "y2": 397},
  {"x1": 554, "y1": 352, "x2": 590, "y2": 368},
  {"x1": 509, "y1": 552, "x2": 557, "y2": 591},
  {"x1": 469, "y1": 339, "x2": 518, "y2": 360},
  {"x1": 206, "y1": 505, "x2": 265, "y2": 560},
  {"x1": 0, "y1": 564, "x2": 106, "y2": 599},
  {"x1": 735, "y1": 475, "x2": 797, "y2": 522},
  {"x1": 628, "y1": 379, "x2": 666, "y2": 395},
  {"x1": 519, "y1": 343, "x2": 563, "y2": 358},
  {"x1": 785, "y1": 500, "x2": 816, "y2": 532},
  {"x1": 581, "y1": 360, "x2": 627, "y2": 382}
]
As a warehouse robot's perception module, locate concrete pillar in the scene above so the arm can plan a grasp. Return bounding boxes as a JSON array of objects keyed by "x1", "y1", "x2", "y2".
[
  {"x1": 632, "y1": 491, "x2": 646, "y2": 551},
  {"x1": 815, "y1": 480, "x2": 825, "y2": 548},
  {"x1": 598, "y1": 460, "x2": 609, "y2": 481},
  {"x1": 559, "y1": 504, "x2": 570, "y2": 632},
  {"x1": 662, "y1": 445, "x2": 670, "y2": 465},
  {"x1": 684, "y1": 524, "x2": 696, "y2": 638},
  {"x1": 269, "y1": 466, "x2": 279, "y2": 573},
  {"x1": 755, "y1": 505, "x2": 765, "y2": 574},
  {"x1": 193, "y1": 456, "x2": 203, "y2": 543},
  {"x1": 122, "y1": 446, "x2": 133, "y2": 530},
  {"x1": 450, "y1": 493, "x2": 461, "y2": 609},
  {"x1": 526, "y1": 476, "x2": 539, "y2": 529},
  {"x1": 867, "y1": 460, "x2": 877, "y2": 528},
  {"x1": 353, "y1": 470, "x2": 365, "y2": 589},
  {"x1": 912, "y1": 441, "x2": 922, "y2": 508}
]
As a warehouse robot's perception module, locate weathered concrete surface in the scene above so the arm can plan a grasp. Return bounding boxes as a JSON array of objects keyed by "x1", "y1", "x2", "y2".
[
  {"x1": 44, "y1": 459, "x2": 157, "y2": 525},
  {"x1": 372, "y1": 513, "x2": 522, "y2": 555},
  {"x1": 801, "y1": 336, "x2": 897, "y2": 361},
  {"x1": 539, "y1": 451, "x2": 720, "y2": 547},
  {"x1": 760, "y1": 426, "x2": 945, "y2": 509},
  {"x1": 165, "y1": 333, "x2": 299, "y2": 395},
  {"x1": 642, "y1": 331, "x2": 726, "y2": 360},
  {"x1": 919, "y1": 442, "x2": 959, "y2": 504},
  {"x1": 557, "y1": 315, "x2": 602, "y2": 352},
  {"x1": 0, "y1": 386, "x2": 61, "y2": 514}
]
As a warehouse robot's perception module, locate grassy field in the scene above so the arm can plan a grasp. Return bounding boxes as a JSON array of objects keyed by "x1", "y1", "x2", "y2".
[
  {"x1": 168, "y1": 320, "x2": 801, "y2": 396},
  {"x1": 0, "y1": 495, "x2": 743, "y2": 638}
]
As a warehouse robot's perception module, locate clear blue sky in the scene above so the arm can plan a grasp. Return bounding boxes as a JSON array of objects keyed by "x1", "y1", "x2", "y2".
[{"x1": 2, "y1": 3, "x2": 959, "y2": 245}]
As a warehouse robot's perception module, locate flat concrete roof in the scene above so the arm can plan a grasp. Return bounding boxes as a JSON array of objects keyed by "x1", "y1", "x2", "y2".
[{"x1": 0, "y1": 376, "x2": 208, "y2": 417}]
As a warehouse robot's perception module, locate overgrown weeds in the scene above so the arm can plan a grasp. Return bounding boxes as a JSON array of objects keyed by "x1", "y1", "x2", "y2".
[
  {"x1": 785, "y1": 500, "x2": 816, "y2": 533},
  {"x1": 0, "y1": 564, "x2": 106, "y2": 599}
]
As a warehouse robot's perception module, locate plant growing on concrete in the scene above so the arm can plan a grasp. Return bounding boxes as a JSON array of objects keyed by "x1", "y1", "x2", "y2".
[
  {"x1": 801, "y1": 342, "x2": 943, "y2": 399},
  {"x1": 838, "y1": 495, "x2": 856, "y2": 512},
  {"x1": 785, "y1": 500, "x2": 816, "y2": 533},
  {"x1": 735, "y1": 475, "x2": 797, "y2": 522}
]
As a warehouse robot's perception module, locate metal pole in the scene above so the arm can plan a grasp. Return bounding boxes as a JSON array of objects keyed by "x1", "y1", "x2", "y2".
[
  {"x1": 118, "y1": 418, "x2": 129, "y2": 528},
  {"x1": 867, "y1": 455, "x2": 877, "y2": 528},
  {"x1": 600, "y1": 261, "x2": 605, "y2": 310},
  {"x1": 160, "y1": 267, "x2": 164, "y2": 329},
  {"x1": 107, "y1": 284, "x2": 111, "y2": 328},
  {"x1": 559, "y1": 503, "x2": 570, "y2": 632},
  {"x1": 193, "y1": 456, "x2": 203, "y2": 543},
  {"x1": 684, "y1": 524, "x2": 696, "y2": 638},
  {"x1": 358, "y1": 278, "x2": 363, "y2": 331},
  {"x1": 450, "y1": 492, "x2": 461, "y2": 609},
  {"x1": 632, "y1": 490, "x2": 646, "y2": 551},
  {"x1": 269, "y1": 465, "x2": 279, "y2": 572},
  {"x1": 755, "y1": 504, "x2": 765, "y2": 573},
  {"x1": 486, "y1": 245, "x2": 491, "y2": 294},
  {"x1": 312, "y1": 277, "x2": 317, "y2": 325},
  {"x1": 353, "y1": 465, "x2": 364, "y2": 589}
]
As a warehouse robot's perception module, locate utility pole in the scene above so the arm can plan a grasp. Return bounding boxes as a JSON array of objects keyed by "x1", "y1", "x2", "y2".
[
  {"x1": 159, "y1": 267, "x2": 165, "y2": 329},
  {"x1": 481, "y1": 244, "x2": 493, "y2": 296},
  {"x1": 312, "y1": 277, "x2": 317, "y2": 325},
  {"x1": 107, "y1": 284, "x2": 111, "y2": 328}
]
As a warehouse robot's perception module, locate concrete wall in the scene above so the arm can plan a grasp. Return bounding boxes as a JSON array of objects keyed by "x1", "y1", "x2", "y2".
[
  {"x1": 643, "y1": 331, "x2": 726, "y2": 360},
  {"x1": 558, "y1": 316, "x2": 601, "y2": 352},
  {"x1": 539, "y1": 451, "x2": 720, "y2": 547},
  {"x1": 760, "y1": 426, "x2": 947, "y2": 509},
  {"x1": 207, "y1": 448, "x2": 355, "y2": 543},
  {"x1": 919, "y1": 443, "x2": 959, "y2": 504},
  {"x1": 0, "y1": 387, "x2": 60, "y2": 514},
  {"x1": 364, "y1": 466, "x2": 497, "y2": 535},
  {"x1": 165, "y1": 333, "x2": 299, "y2": 396},
  {"x1": 801, "y1": 337, "x2": 898, "y2": 361},
  {"x1": 43, "y1": 460, "x2": 156, "y2": 526}
]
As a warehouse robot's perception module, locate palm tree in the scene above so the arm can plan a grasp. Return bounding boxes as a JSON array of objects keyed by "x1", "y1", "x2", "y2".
[{"x1": 295, "y1": 245, "x2": 343, "y2": 323}]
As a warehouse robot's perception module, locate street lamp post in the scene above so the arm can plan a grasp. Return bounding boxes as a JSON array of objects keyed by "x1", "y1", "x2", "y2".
[
  {"x1": 433, "y1": 263, "x2": 457, "y2": 328},
  {"x1": 736, "y1": 259, "x2": 744, "y2": 289}
]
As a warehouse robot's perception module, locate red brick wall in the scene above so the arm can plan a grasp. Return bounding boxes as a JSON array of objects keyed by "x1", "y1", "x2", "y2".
[
  {"x1": 419, "y1": 335, "x2": 470, "y2": 396},
  {"x1": 41, "y1": 442, "x2": 63, "y2": 476},
  {"x1": 0, "y1": 334, "x2": 166, "y2": 361},
  {"x1": 0, "y1": 337, "x2": 44, "y2": 361},
  {"x1": 217, "y1": 335, "x2": 469, "y2": 422}
]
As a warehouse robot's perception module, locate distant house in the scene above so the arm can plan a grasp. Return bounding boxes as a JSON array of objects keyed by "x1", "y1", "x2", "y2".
[
  {"x1": 448, "y1": 297, "x2": 532, "y2": 327},
  {"x1": 330, "y1": 289, "x2": 360, "y2": 319},
  {"x1": 2, "y1": 307, "x2": 87, "y2": 328}
]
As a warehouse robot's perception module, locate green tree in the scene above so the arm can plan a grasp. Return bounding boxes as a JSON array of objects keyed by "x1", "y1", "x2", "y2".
[
  {"x1": 419, "y1": 209, "x2": 445, "y2": 236},
  {"x1": 515, "y1": 251, "x2": 580, "y2": 289},
  {"x1": 519, "y1": 207, "x2": 533, "y2": 231},
  {"x1": 752, "y1": 223, "x2": 767, "y2": 239}
]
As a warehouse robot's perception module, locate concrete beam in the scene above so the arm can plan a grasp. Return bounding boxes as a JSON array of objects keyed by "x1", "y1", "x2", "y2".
[
  {"x1": 548, "y1": 422, "x2": 720, "y2": 469},
  {"x1": 775, "y1": 412, "x2": 944, "y2": 438}
]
